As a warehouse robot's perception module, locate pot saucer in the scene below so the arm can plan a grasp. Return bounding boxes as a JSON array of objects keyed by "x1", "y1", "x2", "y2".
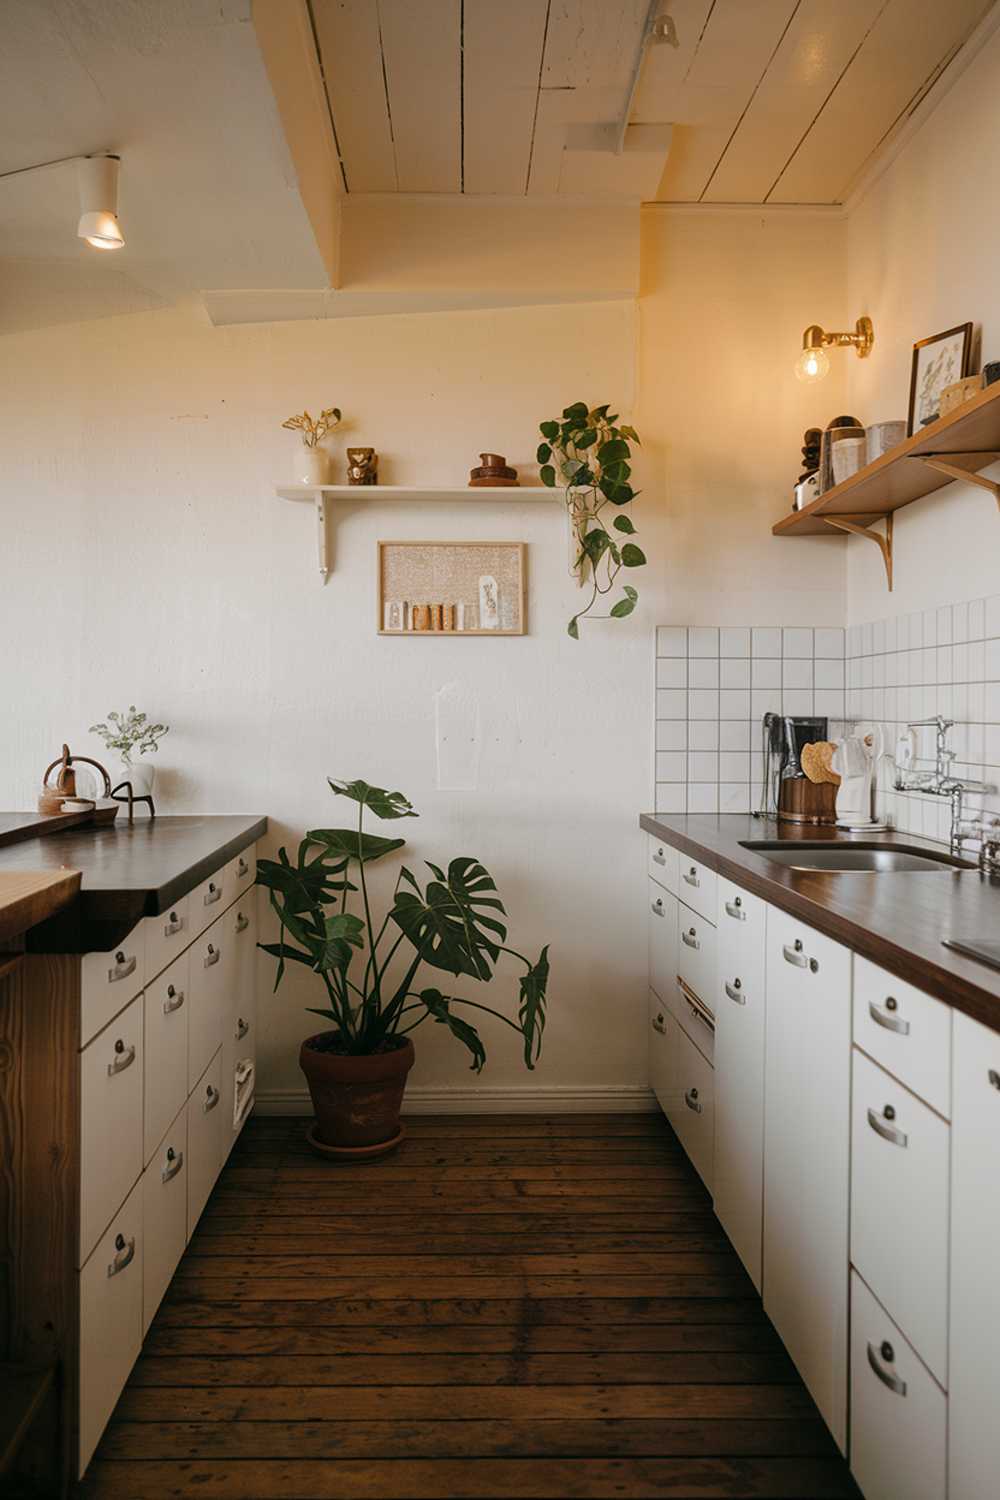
[{"x1": 305, "y1": 1121, "x2": 406, "y2": 1160}]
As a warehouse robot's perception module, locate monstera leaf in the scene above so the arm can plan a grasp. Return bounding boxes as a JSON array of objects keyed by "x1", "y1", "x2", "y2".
[
  {"x1": 306, "y1": 828, "x2": 406, "y2": 864},
  {"x1": 256, "y1": 843, "x2": 355, "y2": 913},
  {"x1": 327, "y1": 779, "x2": 417, "y2": 821},
  {"x1": 518, "y1": 945, "x2": 550, "y2": 1070},
  {"x1": 419, "y1": 988, "x2": 486, "y2": 1073},
  {"x1": 390, "y1": 858, "x2": 507, "y2": 980}
]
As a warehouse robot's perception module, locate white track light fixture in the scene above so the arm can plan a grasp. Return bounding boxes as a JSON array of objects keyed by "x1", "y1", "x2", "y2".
[{"x1": 76, "y1": 154, "x2": 124, "y2": 250}]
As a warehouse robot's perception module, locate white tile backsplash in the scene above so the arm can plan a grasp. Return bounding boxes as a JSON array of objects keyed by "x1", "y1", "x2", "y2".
[
  {"x1": 847, "y1": 592, "x2": 1000, "y2": 844},
  {"x1": 654, "y1": 623, "x2": 845, "y2": 815}
]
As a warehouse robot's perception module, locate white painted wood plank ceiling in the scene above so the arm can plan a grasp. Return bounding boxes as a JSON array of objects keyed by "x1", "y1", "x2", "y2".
[{"x1": 310, "y1": 0, "x2": 996, "y2": 204}]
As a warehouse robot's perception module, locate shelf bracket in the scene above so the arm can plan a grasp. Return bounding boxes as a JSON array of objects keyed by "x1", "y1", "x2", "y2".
[
  {"x1": 822, "y1": 512, "x2": 893, "y2": 590},
  {"x1": 915, "y1": 453, "x2": 1000, "y2": 510}
]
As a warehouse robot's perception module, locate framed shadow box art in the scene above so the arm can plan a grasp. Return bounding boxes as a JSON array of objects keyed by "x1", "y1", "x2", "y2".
[
  {"x1": 908, "y1": 322, "x2": 974, "y2": 434},
  {"x1": 378, "y1": 541, "x2": 526, "y2": 635}
]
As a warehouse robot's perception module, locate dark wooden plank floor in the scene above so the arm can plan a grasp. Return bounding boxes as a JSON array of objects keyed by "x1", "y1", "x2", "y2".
[{"x1": 79, "y1": 1113, "x2": 860, "y2": 1499}]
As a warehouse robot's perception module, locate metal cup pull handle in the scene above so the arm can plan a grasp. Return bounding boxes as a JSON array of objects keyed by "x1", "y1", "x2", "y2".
[
  {"x1": 724, "y1": 898, "x2": 746, "y2": 921},
  {"x1": 108, "y1": 951, "x2": 137, "y2": 984},
  {"x1": 652, "y1": 847, "x2": 667, "y2": 866},
  {"x1": 164, "y1": 911, "x2": 185, "y2": 937},
  {"x1": 725, "y1": 978, "x2": 746, "y2": 1005},
  {"x1": 867, "y1": 1105, "x2": 908, "y2": 1149},
  {"x1": 204, "y1": 944, "x2": 221, "y2": 969},
  {"x1": 161, "y1": 1147, "x2": 184, "y2": 1184},
  {"x1": 163, "y1": 985, "x2": 185, "y2": 1015},
  {"x1": 204, "y1": 882, "x2": 222, "y2": 906},
  {"x1": 681, "y1": 928, "x2": 700, "y2": 950},
  {"x1": 869, "y1": 998, "x2": 910, "y2": 1035},
  {"x1": 867, "y1": 1340, "x2": 907, "y2": 1397},
  {"x1": 237, "y1": 856, "x2": 250, "y2": 878},
  {"x1": 236, "y1": 911, "x2": 250, "y2": 934},
  {"x1": 236, "y1": 1017, "x2": 250, "y2": 1040},
  {"x1": 203, "y1": 1085, "x2": 220, "y2": 1113},
  {"x1": 107, "y1": 1233, "x2": 136, "y2": 1278},
  {"x1": 684, "y1": 1087, "x2": 702, "y2": 1114},
  {"x1": 107, "y1": 1040, "x2": 136, "y2": 1076},
  {"x1": 782, "y1": 940, "x2": 809, "y2": 969},
  {"x1": 682, "y1": 867, "x2": 700, "y2": 887},
  {"x1": 650, "y1": 898, "x2": 665, "y2": 917},
  {"x1": 651, "y1": 1012, "x2": 666, "y2": 1035}
]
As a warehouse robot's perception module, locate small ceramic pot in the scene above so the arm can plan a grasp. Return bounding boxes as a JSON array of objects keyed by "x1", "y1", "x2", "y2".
[{"x1": 297, "y1": 444, "x2": 329, "y2": 485}]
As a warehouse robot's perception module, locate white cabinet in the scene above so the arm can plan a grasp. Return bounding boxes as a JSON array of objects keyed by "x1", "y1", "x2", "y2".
[
  {"x1": 850, "y1": 1270, "x2": 946, "y2": 1500},
  {"x1": 648, "y1": 834, "x2": 678, "y2": 893},
  {"x1": 676, "y1": 855, "x2": 717, "y2": 923},
  {"x1": 79, "y1": 994, "x2": 144, "y2": 1266},
  {"x1": 143, "y1": 951, "x2": 190, "y2": 1165},
  {"x1": 948, "y1": 1010, "x2": 1000, "y2": 1500},
  {"x1": 78, "y1": 1175, "x2": 144, "y2": 1477},
  {"x1": 187, "y1": 1048, "x2": 226, "y2": 1237},
  {"x1": 676, "y1": 903, "x2": 716, "y2": 1012},
  {"x1": 648, "y1": 988, "x2": 672, "y2": 1111},
  {"x1": 648, "y1": 879, "x2": 677, "y2": 1004},
  {"x1": 763, "y1": 909, "x2": 851, "y2": 1453},
  {"x1": 714, "y1": 878, "x2": 766, "y2": 1291},
  {"x1": 851, "y1": 1048, "x2": 949, "y2": 1383},
  {"x1": 853, "y1": 956, "x2": 951, "y2": 1118},
  {"x1": 187, "y1": 918, "x2": 229, "y2": 1089},
  {"x1": 665, "y1": 1021, "x2": 714, "y2": 1192},
  {"x1": 143, "y1": 1106, "x2": 188, "y2": 1334}
]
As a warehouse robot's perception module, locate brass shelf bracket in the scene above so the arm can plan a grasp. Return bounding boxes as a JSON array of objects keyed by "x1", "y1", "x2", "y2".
[
  {"x1": 822, "y1": 511, "x2": 894, "y2": 590},
  {"x1": 915, "y1": 452, "x2": 1000, "y2": 510}
]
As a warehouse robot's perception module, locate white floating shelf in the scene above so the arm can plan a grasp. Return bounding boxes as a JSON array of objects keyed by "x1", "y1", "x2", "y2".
[{"x1": 276, "y1": 484, "x2": 560, "y2": 577}]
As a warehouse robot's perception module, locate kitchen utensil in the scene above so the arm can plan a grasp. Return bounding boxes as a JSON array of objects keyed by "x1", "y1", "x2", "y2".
[
  {"x1": 759, "y1": 714, "x2": 837, "y2": 824},
  {"x1": 832, "y1": 436, "x2": 866, "y2": 486}
]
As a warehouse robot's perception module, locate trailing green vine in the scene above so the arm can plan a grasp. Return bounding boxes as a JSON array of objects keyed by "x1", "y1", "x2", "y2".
[{"x1": 537, "y1": 402, "x2": 645, "y2": 639}]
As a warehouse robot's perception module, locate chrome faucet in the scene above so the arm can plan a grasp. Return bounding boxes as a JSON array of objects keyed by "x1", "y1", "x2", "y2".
[{"x1": 894, "y1": 716, "x2": 994, "y2": 860}]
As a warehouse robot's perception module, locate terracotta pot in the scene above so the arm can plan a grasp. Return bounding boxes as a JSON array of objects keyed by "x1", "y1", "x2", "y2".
[{"x1": 299, "y1": 1033, "x2": 414, "y2": 1150}]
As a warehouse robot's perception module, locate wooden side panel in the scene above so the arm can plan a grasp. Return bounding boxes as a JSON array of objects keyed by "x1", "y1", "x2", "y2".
[{"x1": 0, "y1": 952, "x2": 81, "y2": 1492}]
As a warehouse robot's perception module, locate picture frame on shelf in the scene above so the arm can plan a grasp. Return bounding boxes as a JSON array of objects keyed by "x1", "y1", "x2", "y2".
[
  {"x1": 907, "y1": 322, "x2": 974, "y2": 435},
  {"x1": 377, "y1": 541, "x2": 526, "y2": 636}
]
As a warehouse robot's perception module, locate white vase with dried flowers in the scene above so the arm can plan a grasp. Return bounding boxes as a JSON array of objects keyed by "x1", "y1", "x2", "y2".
[{"x1": 283, "y1": 406, "x2": 342, "y2": 484}]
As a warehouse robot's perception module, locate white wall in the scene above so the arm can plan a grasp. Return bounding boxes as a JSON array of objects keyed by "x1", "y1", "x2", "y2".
[
  {"x1": 637, "y1": 207, "x2": 849, "y2": 628},
  {"x1": 0, "y1": 297, "x2": 652, "y2": 1105},
  {"x1": 845, "y1": 23, "x2": 1000, "y2": 622}
]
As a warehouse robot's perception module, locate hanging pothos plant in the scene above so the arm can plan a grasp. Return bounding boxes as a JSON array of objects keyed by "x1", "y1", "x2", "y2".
[{"x1": 537, "y1": 403, "x2": 645, "y2": 639}]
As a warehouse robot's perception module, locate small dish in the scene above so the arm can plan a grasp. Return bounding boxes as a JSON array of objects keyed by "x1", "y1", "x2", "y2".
[{"x1": 61, "y1": 798, "x2": 95, "y2": 813}]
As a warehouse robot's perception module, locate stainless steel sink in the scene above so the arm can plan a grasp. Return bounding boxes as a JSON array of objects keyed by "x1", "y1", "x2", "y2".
[{"x1": 740, "y1": 841, "x2": 975, "y2": 873}]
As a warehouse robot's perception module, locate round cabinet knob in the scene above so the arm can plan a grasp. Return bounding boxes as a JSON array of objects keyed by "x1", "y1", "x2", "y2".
[
  {"x1": 885, "y1": 996, "x2": 898, "y2": 1012},
  {"x1": 115, "y1": 1233, "x2": 126, "y2": 1252},
  {"x1": 166, "y1": 1147, "x2": 176, "y2": 1162},
  {"x1": 114, "y1": 1038, "x2": 125, "y2": 1054},
  {"x1": 883, "y1": 1104, "x2": 896, "y2": 1121},
  {"x1": 794, "y1": 939, "x2": 803, "y2": 952},
  {"x1": 880, "y1": 1340, "x2": 895, "y2": 1364},
  {"x1": 115, "y1": 950, "x2": 125, "y2": 964},
  {"x1": 208, "y1": 882, "x2": 216, "y2": 892},
  {"x1": 689, "y1": 1088, "x2": 698, "y2": 1100}
]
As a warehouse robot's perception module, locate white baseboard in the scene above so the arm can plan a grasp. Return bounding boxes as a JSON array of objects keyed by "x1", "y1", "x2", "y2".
[{"x1": 254, "y1": 1084, "x2": 658, "y2": 1116}]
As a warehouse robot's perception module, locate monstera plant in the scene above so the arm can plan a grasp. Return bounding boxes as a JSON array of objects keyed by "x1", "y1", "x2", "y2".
[
  {"x1": 537, "y1": 402, "x2": 645, "y2": 638},
  {"x1": 256, "y1": 778, "x2": 549, "y2": 1157}
]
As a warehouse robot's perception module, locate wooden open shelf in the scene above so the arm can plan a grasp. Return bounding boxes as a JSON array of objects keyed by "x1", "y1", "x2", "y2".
[
  {"x1": 276, "y1": 484, "x2": 559, "y2": 578},
  {"x1": 773, "y1": 382, "x2": 1000, "y2": 589}
]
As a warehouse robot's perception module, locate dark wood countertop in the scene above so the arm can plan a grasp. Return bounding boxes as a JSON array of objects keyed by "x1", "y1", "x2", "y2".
[
  {"x1": 0, "y1": 815, "x2": 266, "y2": 953},
  {"x1": 640, "y1": 813, "x2": 1000, "y2": 1034}
]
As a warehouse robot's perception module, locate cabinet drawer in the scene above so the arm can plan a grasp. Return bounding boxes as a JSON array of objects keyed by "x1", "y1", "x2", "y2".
[
  {"x1": 763, "y1": 908, "x2": 851, "y2": 1453},
  {"x1": 144, "y1": 952, "x2": 190, "y2": 1165},
  {"x1": 187, "y1": 1049, "x2": 226, "y2": 1237},
  {"x1": 647, "y1": 834, "x2": 678, "y2": 894},
  {"x1": 189, "y1": 865, "x2": 230, "y2": 938},
  {"x1": 81, "y1": 920, "x2": 146, "y2": 1049},
  {"x1": 188, "y1": 919, "x2": 229, "y2": 1090},
  {"x1": 676, "y1": 854, "x2": 716, "y2": 922},
  {"x1": 714, "y1": 888, "x2": 766, "y2": 1292},
  {"x1": 853, "y1": 956, "x2": 951, "y2": 1117},
  {"x1": 668, "y1": 1022, "x2": 714, "y2": 1193},
  {"x1": 648, "y1": 988, "x2": 671, "y2": 1112},
  {"x1": 229, "y1": 843, "x2": 256, "y2": 892},
  {"x1": 143, "y1": 1105, "x2": 188, "y2": 1335},
  {"x1": 145, "y1": 895, "x2": 191, "y2": 985},
  {"x1": 949, "y1": 1011, "x2": 1000, "y2": 1500},
  {"x1": 80, "y1": 995, "x2": 144, "y2": 1266},
  {"x1": 648, "y1": 880, "x2": 677, "y2": 1003},
  {"x1": 677, "y1": 904, "x2": 716, "y2": 1012},
  {"x1": 717, "y1": 878, "x2": 766, "y2": 961},
  {"x1": 78, "y1": 1174, "x2": 143, "y2": 1478},
  {"x1": 850, "y1": 1271, "x2": 946, "y2": 1500},
  {"x1": 851, "y1": 1048, "x2": 949, "y2": 1382}
]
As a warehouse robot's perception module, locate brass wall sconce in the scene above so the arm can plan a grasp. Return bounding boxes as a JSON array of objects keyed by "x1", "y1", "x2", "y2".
[{"x1": 795, "y1": 316, "x2": 874, "y2": 383}]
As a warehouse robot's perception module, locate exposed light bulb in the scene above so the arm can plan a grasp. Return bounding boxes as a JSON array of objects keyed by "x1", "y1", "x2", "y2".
[{"x1": 795, "y1": 345, "x2": 830, "y2": 384}]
